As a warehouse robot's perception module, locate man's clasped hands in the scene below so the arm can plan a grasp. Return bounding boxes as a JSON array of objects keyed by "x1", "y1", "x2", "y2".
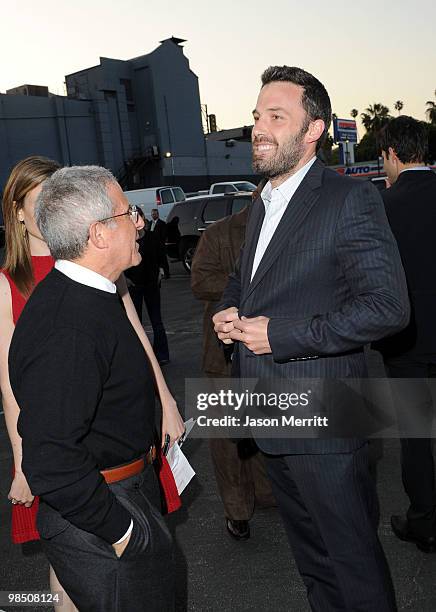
[{"x1": 212, "y1": 307, "x2": 272, "y2": 355}]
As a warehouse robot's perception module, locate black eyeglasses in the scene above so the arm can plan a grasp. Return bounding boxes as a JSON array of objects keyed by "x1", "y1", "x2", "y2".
[{"x1": 99, "y1": 204, "x2": 139, "y2": 224}]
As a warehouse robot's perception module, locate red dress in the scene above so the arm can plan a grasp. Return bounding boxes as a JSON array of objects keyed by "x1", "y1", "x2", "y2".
[{"x1": 3, "y1": 255, "x2": 54, "y2": 544}]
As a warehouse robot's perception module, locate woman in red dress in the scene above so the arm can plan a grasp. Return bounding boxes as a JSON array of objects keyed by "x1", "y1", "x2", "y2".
[
  {"x1": 0, "y1": 157, "x2": 184, "y2": 609},
  {"x1": 0, "y1": 156, "x2": 79, "y2": 611}
]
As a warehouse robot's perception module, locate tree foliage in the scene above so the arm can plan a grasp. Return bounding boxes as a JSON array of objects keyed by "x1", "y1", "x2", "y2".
[
  {"x1": 426, "y1": 90, "x2": 436, "y2": 124},
  {"x1": 360, "y1": 103, "x2": 391, "y2": 133},
  {"x1": 338, "y1": 93, "x2": 436, "y2": 164},
  {"x1": 394, "y1": 100, "x2": 404, "y2": 114},
  {"x1": 355, "y1": 131, "x2": 378, "y2": 162},
  {"x1": 318, "y1": 134, "x2": 335, "y2": 164},
  {"x1": 428, "y1": 123, "x2": 436, "y2": 162}
]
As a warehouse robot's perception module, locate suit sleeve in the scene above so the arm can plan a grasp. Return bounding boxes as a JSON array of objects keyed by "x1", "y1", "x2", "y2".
[
  {"x1": 14, "y1": 327, "x2": 131, "y2": 544},
  {"x1": 191, "y1": 228, "x2": 229, "y2": 301},
  {"x1": 215, "y1": 252, "x2": 242, "y2": 311},
  {"x1": 268, "y1": 181, "x2": 410, "y2": 361}
]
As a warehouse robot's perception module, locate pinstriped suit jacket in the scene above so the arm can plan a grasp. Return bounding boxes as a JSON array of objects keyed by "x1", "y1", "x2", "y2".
[{"x1": 219, "y1": 159, "x2": 410, "y2": 454}]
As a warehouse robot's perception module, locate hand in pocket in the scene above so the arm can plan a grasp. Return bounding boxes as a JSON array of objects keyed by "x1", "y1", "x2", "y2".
[{"x1": 112, "y1": 528, "x2": 133, "y2": 558}]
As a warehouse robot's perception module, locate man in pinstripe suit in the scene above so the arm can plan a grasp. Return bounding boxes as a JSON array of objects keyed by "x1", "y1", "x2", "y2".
[{"x1": 213, "y1": 66, "x2": 409, "y2": 611}]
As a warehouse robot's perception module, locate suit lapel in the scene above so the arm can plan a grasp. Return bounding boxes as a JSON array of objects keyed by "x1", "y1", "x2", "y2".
[
  {"x1": 241, "y1": 196, "x2": 265, "y2": 293},
  {"x1": 242, "y1": 159, "x2": 325, "y2": 303}
]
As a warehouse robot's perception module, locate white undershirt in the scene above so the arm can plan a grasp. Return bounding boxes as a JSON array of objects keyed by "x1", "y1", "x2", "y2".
[
  {"x1": 251, "y1": 157, "x2": 317, "y2": 280},
  {"x1": 54, "y1": 259, "x2": 132, "y2": 545}
]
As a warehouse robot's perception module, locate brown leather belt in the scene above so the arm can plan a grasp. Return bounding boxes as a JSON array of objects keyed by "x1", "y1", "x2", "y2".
[{"x1": 100, "y1": 446, "x2": 156, "y2": 484}]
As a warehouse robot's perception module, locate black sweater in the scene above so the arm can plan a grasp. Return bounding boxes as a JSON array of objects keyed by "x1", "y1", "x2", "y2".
[{"x1": 9, "y1": 269, "x2": 155, "y2": 543}]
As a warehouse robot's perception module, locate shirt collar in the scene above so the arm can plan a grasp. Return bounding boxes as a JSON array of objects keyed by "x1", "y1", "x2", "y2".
[
  {"x1": 55, "y1": 260, "x2": 117, "y2": 293},
  {"x1": 400, "y1": 166, "x2": 431, "y2": 173},
  {"x1": 261, "y1": 156, "x2": 317, "y2": 205}
]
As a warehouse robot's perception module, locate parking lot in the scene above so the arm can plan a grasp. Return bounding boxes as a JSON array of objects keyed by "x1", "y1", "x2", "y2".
[{"x1": 1, "y1": 261, "x2": 436, "y2": 611}]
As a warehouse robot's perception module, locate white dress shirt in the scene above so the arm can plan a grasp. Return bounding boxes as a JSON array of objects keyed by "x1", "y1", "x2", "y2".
[
  {"x1": 55, "y1": 260, "x2": 117, "y2": 293},
  {"x1": 400, "y1": 166, "x2": 432, "y2": 174},
  {"x1": 251, "y1": 157, "x2": 317, "y2": 280},
  {"x1": 54, "y1": 259, "x2": 133, "y2": 544}
]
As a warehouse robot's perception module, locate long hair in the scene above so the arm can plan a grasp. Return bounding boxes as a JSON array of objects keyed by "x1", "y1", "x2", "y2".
[{"x1": 2, "y1": 156, "x2": 61, "y2": 296}]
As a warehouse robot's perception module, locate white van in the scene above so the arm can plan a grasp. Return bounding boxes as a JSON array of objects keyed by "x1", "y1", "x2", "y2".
[{"x1": 124, "y1": 186, "x2": 186, "y2": 221}]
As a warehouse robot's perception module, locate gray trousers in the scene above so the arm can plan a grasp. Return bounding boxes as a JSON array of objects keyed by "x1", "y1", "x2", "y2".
[{"x1": 37, "y1": 464, "x2": 175, "y2": 612}]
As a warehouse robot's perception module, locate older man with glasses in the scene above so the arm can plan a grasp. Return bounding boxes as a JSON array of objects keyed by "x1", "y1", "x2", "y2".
[{"x1": 8, "y1": 166, "x2": 175, "y2": 612}]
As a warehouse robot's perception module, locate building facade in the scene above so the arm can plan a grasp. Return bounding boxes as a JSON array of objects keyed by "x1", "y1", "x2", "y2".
[{"x1": 0, "y1": 37, "x2": 255, "y2": 204}]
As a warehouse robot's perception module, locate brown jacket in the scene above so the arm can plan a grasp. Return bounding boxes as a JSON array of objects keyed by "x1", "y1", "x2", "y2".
[{"x1": 191, "y1": 207, "x2": 248, "y2": 375}]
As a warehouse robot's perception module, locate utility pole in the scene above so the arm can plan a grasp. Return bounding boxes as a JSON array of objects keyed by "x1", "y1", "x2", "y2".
[{"x1": 201, "y1": 104, "x2": 210, "y2": 134}]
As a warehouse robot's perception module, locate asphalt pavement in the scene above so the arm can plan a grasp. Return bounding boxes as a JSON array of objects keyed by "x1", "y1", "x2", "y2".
[{"x1": 1, "y1": 261, "x2": 435, "y2": 611}]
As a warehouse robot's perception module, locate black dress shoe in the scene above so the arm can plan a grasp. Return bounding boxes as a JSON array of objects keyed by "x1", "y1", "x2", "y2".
[
  {"x1": 391, "y1": 515, "x2": 436, "y2": 553},
  {"x1": 226, "y1": 518, "x2": 250, "y2": 541}
]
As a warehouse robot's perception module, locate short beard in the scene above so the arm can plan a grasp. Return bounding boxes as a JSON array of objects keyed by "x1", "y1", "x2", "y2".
[{"x1": 252, "y1": 121, "x2": 309, "y2": 179}]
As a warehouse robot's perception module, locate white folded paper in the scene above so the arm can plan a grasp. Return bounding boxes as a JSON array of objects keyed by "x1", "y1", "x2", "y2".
[{"x1": 166, "y1": 443, "x2": 195, "y2": 494}]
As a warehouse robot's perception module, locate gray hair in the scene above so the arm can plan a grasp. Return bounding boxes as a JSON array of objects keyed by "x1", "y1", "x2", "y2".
[{"x1": 35, "y1": 165, "x2": 118, "y2": 260}]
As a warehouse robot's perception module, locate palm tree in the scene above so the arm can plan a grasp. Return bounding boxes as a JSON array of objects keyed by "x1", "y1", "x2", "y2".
[
  {"x1": 426, "y1": 90, "x2": 436, "y2": 124},
  {"x1": 394, "y1": 100, "x2": 404, "y2": 115},
  {"x1": 350, "y1": 109, "x2": 358, "y2": 119},
  {"x1": 360, "y1": 103, "x2": 391, "y2": 133}
]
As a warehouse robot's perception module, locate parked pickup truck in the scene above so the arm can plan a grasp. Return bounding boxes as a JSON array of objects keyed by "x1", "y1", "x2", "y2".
[{"x1": 208, "y1": 181, "x2": 256, "y2": 195}]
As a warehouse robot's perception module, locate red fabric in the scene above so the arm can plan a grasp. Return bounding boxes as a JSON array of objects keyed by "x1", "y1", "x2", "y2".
[
  {"x1": 10, "y1": 483, "x2": 40, "y2": 544},
  {"x1": 3, "y1": 255, "x2": 54, "y2": 325},
  {"x1": 3, "y1": 256, "x2": 54, "y2": 543},
  {"x1": 155, "y1": 451, "x2": 182, "y2": 514}
]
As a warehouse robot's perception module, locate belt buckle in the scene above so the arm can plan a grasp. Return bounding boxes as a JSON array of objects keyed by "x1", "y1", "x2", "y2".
[{"x1": 146, "y1": 445, "x2": 157, "y2": 464}]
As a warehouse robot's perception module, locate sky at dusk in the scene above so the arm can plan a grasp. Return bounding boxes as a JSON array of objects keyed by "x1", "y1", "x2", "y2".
[{"x1": 2, "y1": 0, "x2": 435, "y2": 138}]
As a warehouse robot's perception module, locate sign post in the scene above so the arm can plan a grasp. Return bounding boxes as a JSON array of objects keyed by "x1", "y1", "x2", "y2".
[{"x1": 333, "y1": 118, "x2": 358, "y2": 165}]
